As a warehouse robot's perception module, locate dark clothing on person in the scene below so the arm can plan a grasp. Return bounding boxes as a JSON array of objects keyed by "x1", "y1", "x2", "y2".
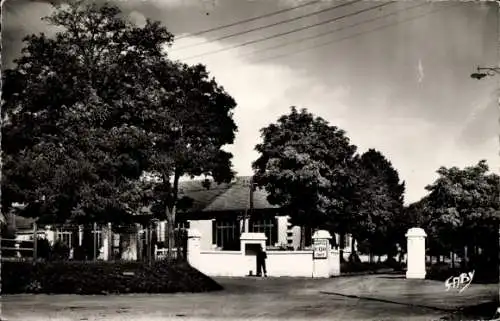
[{"x1": 256, "y1": 249, "x2": 267, "y2": 276}]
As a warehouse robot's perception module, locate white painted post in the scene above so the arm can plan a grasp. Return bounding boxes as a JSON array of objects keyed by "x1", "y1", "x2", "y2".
[
  {"x1": 291, "y1": 226, "x2": 301, "y2": 250},
  {"x1": 312, "y1": 230, "x2": 332, "y2": 278},
  {"x1": 406, "y1": 227, "x2": 427, "y2": 279},
  {"x1": 240, "y1": 232, "x2": 267, "y2": 255},
  {"x1": 275, "y1": 216, "x2": 290, "y2": 247},
  {"x1": 187, "y1": 229, "x2": 202, "y2": 270},
  {"x1": 78, "y1": 225, "x2": 84, "y2": 246},
  {"x1": 45, "y1": 225, "x2": 56, "y2": 245},
  {"x1": 188, "y1": 220, "x2": 214, "y2": 250},
  {"x1": 240, "y1": 232, "x2": 267, "y2": 276}
]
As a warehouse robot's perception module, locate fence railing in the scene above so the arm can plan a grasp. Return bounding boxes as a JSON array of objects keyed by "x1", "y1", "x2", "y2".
[
  {"x1": 0, "y1": 238, "x2": 37, "y2": 260},
  {"x1": 2, "y1": 223, "x2": 188, "y2": 263}
]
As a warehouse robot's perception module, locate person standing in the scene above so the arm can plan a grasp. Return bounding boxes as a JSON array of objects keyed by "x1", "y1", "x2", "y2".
[{"x1": 256, "y1": 245, "x2": 267, "y2": 277}]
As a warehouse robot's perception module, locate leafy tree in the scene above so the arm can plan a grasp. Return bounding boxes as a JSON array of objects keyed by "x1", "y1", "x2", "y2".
[
  {"x1": 2, "y1": 1, "x2": 165, "y2": 224},
  {"x1": 142, "y1": 61, "x2": 237, "y2": 258},
  {"x1": 2, "y1": 0, "x2": 237, "y2": 259},
  {"x1": 423, "y1": 160, "x2": 499, "y2": 267},
  {"x1": 353, "y1": 149, "x2": 405, "y2": 261},
  {"x1": 253, "y1": 107, "x2": 358, "y2": 249}
]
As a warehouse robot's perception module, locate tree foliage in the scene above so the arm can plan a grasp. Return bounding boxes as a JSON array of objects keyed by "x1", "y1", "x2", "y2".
[
  {"x1": 422, "y1": 160, "x2": 499, "y2": 256},
  {"x1": 252, "y1": 107, "x2": 359, "y2": 247},
  {"x1": 354, "y1": 149, "x2": 406, "y2": 257},
  {"x1": 2, "y1": 0, "x2": 237, "y2": 247}
]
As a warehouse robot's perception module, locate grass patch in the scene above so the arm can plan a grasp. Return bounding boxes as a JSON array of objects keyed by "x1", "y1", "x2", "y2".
[{"x1": 3, "y1": 260, "x2": 223, "y2": 294}]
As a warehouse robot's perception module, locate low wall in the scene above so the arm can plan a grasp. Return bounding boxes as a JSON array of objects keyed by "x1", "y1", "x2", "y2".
[
  {"x1": 193, "y1": 251, "x2": 245, "y2": 277},
  {"x1": 190, "y1": 249, "x2": 340, "y2": 278},
  {"x1": 267, "y1": 251, "x2": 313, "y2": 277},
  {"x1": 187, "y1": 229, "x2": 340, "y2": 278},
  {"x1": 329, "y1": 250, "x2": 340, "y2": 276}
]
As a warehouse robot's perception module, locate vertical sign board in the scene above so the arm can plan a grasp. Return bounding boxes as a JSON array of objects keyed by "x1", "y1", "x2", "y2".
[{"x1": 313, "y1": 239, "x2": 328, "y2": 259}]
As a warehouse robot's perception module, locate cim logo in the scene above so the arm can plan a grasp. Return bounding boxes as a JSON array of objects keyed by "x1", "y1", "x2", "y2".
[{"x1": 444, "y1": 270, "x2": 474, "y2": 293}]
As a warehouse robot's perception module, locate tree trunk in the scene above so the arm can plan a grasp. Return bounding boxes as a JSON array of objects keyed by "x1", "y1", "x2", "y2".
[
  {"x1": 165, "y1": 172, "x2": 180, "y2": 260},
  {"x1": 300, "y1": 226, "x2": 306, "y2": 250},
  {"x1": 349, "y1": 238, "x2": 359, "y2": 263},
  {"x1": 166, "y1": 205, "x2": 177, "y2": 260}
]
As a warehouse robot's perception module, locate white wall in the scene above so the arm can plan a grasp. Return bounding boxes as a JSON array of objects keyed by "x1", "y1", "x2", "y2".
[
  {"x1": 267, "y1": 251, "x2": 314, "y2": 277},
  {"x1": 187, "y1": 229, "x2": 340, "y2": 278},
  {"x1": 188, "y1": 220, "x2": 213, "y2": 250},
  {"x1": 191, "y1": 251, "x2": 245, "y2": 277},
  {"x1": 191, "y1": 250, "x2": 316, "y2": 277}
]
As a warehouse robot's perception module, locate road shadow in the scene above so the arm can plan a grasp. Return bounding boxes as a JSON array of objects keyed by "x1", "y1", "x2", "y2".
[{"x1": 319, "y1": 291, "x2": 456, "y2": 312}]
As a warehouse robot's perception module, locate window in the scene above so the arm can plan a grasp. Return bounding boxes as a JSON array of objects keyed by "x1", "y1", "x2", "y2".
[
  {"x1": 250, "y1": 219, "x2": 277, "y2": 247},
  {"x1": 213, "y1": 220, "x2": 239, "y2": 250},
  {"x1": 157, "y1": 221, "x2": 189, "y2": 243}
]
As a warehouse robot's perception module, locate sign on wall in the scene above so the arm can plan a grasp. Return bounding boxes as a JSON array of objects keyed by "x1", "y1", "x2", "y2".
[{"x1": 313, "y1": 239, "x2": 328, "y2": 259}]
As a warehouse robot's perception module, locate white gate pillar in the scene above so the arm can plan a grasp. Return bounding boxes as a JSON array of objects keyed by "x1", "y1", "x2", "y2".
[
  {"x1": 187, "y1": 229, "x2": 202, "y2": 270},
  {"x1": 312, "y1": 230, "x2": 332, "y2": 278},
  {"x1": 406, "y1": 227, "x2": 427, "y2": 279}
]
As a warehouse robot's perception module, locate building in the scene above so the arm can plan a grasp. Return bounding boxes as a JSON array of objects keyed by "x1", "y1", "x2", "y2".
[
  {"x1": 169, "y1": 176, "x2": 354, "y2": 254},
  {"x1": 6, "y1": 176, "x2": 354, "y2": 260}
]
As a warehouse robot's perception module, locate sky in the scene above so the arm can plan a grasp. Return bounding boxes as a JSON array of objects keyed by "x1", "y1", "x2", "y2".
[{"x1": 2, "y1": 0, "x2": 499, "y2": 204}]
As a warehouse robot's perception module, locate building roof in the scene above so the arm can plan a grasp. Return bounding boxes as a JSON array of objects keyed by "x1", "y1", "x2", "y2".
[
  {"x1": 6, "y1": 212, "x2": 36, "y2": 230},
  {"x1": 177, "y1": 176, "x2": 278, "y2": 213},
  {"x1": 9, "y1": 177, "x2": 279, "y2": 227},
  {"x1": 200, "y1": 177, "x2": 277, "y2": 212}
]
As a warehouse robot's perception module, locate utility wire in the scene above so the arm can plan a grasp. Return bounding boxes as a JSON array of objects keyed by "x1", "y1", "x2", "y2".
[
  {"x1": 174, "y1": 0, "x2": 363, "y2": 50},
  {"x1": 239, "y1": 2, "x2": 429, "y2": 60},
  {"x1": 178, "y1": 1, "x2": 393, "y2": 61},
  {"x1": 251, "y1": 2, "x2": 460, "y2": 64},
  {"x1": 175, "y1": 0, "x2": 322, "y2": 40}
]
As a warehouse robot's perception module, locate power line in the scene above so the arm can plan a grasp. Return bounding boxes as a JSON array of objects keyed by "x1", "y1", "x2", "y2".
[
  {"x1": 239, "y1": 2, "x2": 429, "y2": 60},
  {"x1": 178, "y1": 1, "x2": 393, "y2": 61},
  {"x1": 175, "y1": 0, "x2": 322, "y2": 41},
  {"x1": 174, "y1": 0, "x2": 363, "y2": 51},
  {"x1": 251, "y1": 2, "x2": 460, "y2": 64}
]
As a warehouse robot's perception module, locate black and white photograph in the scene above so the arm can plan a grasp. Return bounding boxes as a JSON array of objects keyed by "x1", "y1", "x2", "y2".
[{"x1": 1, "y1": 0, "x2": 499, "y2": 320}]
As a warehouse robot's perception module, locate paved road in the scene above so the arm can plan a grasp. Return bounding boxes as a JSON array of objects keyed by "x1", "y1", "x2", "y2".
[{"x1": 2, "y1": 274, "x2": 497, "y2": 321}]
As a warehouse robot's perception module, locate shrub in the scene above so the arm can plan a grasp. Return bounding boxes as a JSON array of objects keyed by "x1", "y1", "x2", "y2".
[
  {"x1": 72, "y1": 245, "x2": 86, "y2": 261},
  {"x1": 341, "y1": 261, "x2": 404, "y2": 274},
  {"x1": 50, "y1": 240, "x2": 70, "y2": 260},
  {"x1": 3, "y1": 260, "x2": 223, "y2": 294},
  {"x1": 19, "y1": 240, "x2": 34, "y2": 258},
  {"x1": 426, "y1": 263, "x2": 498, "y2": 284},
  {"x1": 36, "y1": 238, "x2": 51, "y2": 260}
]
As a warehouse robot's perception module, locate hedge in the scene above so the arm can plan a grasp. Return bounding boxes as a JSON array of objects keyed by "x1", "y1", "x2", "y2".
[
  {"x1": 426, "y1": 262, "x2": 498, "y2": 284},
  {"x1": 341, "y1": 260, "x2": 405, "y2": 274},
  {"x1": 3, "y1": 260, "x2": 223, "y2": 294}
]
